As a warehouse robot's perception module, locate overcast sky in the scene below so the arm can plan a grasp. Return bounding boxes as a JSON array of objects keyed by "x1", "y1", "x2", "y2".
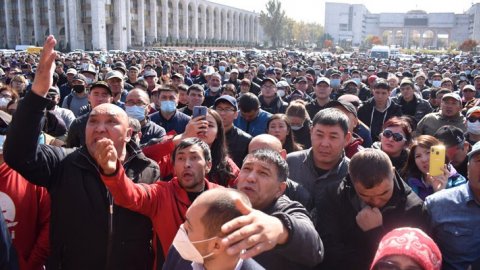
[{"x1": 208, "y1": 0, "x2": 480, "y2": 24}]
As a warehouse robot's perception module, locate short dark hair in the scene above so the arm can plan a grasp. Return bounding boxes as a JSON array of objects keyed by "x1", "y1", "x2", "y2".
[
  {"x1": 187, "y1": 84, "x2": 204, "y2": 95},
  {"x1": 172, "y1": 138, "x2": 211, "y2": 164},
  {"x1": 349, "y1": 149, "x2": 394, "y2": 189},
  {"x1": 312, "y1": 108, "x2": 349, "y2": 135},
  {"x1": 373, "y1": 79, "x2": 390, "y2": 90},
  {"x1": 245, "y1": 149, "x2": 288, "y2": 182},
  {"x1": 201, "y1": 189, "x2": 251, "y2": 237},
  {"x1": 238, "y1": 92, "x2": 260, "y2": 112}
]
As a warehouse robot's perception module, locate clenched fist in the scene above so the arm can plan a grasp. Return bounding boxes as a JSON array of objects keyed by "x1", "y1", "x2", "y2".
[
  {"x1": 92, "y1": 138, "x2": 118, "y2": 175},
  {"x1": 356, "y1": 206, "x2": 383, "y2": 231}
]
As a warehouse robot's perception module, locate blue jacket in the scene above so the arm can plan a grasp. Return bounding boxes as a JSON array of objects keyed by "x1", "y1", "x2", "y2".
[{"x1": 234, "y1": 109, "x2": 272, "y2": 137}]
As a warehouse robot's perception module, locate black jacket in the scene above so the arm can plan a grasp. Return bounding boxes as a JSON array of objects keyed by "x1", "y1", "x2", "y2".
[
  {"x1": 392, "y1": 95, "x2": 433, "y2": 124},
  {"x1": 255, "y1": 195, "x2": 324, "y2": 270},
  {"x1": 140, "y1": 118, "x2": 166, "y2": 145},
  {"x1": 259, "y1": 95, "x2": 288, "y2": 115},
  {"x1": 65, "y1": 112, "x2": 89, "y2": 148},
  {"x1": 315, "y1": 172, "x2": 427, "y2": 270},
  {"x1": 5, "y1": 92, "x2": 160, "y2": 270},
  {"x1": 163, "y1": 246, "x2": 265, "y2": 270},
  {"x1": 225, "y1": 126, "x2": 252, "y2": 168},
  {"x1": 357, "y1": 98, "x2": 402, "y2": 141}
]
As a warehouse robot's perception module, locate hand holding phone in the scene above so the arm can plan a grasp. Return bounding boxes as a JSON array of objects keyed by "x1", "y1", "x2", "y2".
[
  {"x1": 429, "y1": 145, "x2": 446, "y2": 177},
  {"x1": 192, "y1": 106, "x2": 207, "y2": 119}
]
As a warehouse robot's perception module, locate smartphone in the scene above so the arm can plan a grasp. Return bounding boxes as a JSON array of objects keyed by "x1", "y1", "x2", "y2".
[
  {"x1": 192, "y1": 106, "x2": 207, "y2": 119},
  {"x1": 429, "y1": 145, "x2": 445, "y2": 177}
]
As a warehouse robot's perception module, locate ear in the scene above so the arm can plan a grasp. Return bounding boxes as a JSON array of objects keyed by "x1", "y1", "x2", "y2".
[
  {"x1": 344, "y1": 131, "x2": 353, "y2": 144},
  {"x1": 275, "y1": 181, "x2": 287, "y2": 198},
  {"x1": 205, "y1": 160, "x2": 212, "y2": 174},
  {"x1": 233, "y1": 110, "x2": 238, "y2": 120},
  {"x1": 279, "y1": 149, "x2": 287, "y2": 160},
  {"x1": 125, "y1": 127, "x2": 133, "y2": 143}
]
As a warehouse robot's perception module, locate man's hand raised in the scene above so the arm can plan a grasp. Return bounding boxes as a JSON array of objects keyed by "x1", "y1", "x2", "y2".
[
  {"x1": 32, "y1": 35, "x2": 57, "y2": 97},
  {"x1": 220, "y1": 198, "x2": 289, "y2": 259},
  {"x1": 92, "y1": 138, "x2": 118, "y2": 175}
]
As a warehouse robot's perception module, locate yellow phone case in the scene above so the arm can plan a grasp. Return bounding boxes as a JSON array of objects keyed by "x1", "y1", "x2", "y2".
[{"x1": 429, "y1": 145, "x2": 445, "y2": 177}]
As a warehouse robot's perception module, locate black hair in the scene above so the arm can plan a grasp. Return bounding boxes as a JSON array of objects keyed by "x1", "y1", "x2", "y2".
[
  {"x1": 246, "y1": 149, "x2": 289, "y2": 182},
  {"x1": 349, "y1": 149, "x2": 393, "y2": 189},
  {"x1": 187, "y1": 84, "x2": 204, "y2": 95},
  {"x1": 172, "y1": 137, "x2": 212, "y2": 164},
  {"x1": 312, "y1": 108, "x2": 349, "y2": 135},
  {"x1": 238, "y1": 92, "x2": 260, "y2": 112},
  {"x1": 373, "y1": 79, "x2": 390, "y2": 90}
]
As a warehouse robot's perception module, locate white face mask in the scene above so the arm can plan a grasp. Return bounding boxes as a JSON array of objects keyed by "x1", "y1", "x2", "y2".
[
  {"x1": 277, "y1": 90, "x2": 285, "y2": 97},
  {"x1": 172, "y1": 224, "x2": 216, "y2": 264},
  {"x1": 210, "y1": 86, "x2": 221, "y2": 93},
  {"x1": 467, "y1": 120, "x2": 480, "y2": 135}
]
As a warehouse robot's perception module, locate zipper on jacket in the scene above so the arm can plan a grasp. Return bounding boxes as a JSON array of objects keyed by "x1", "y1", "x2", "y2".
[{"x1": 106, "y1": 190, "x2": 114, "y2": 270}]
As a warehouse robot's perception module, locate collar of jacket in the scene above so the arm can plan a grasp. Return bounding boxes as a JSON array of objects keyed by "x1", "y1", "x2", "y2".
[
  {"x1": 306, "y1": 148, "x2": 349, "y2": 180},
  {"x1": 438, "y1": 112, "x2": 464, "y2": 122}
]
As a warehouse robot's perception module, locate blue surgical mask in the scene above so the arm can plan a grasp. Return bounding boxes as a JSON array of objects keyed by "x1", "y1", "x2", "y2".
[
  {"x1": 219, "y1": 66, "x2": 226, "y2": 72},
  {"x1": 352, "y1": 78, "x2": 361, "y2": 85},
  {"x1": 465, "y1": 70, "x2": 471, "y2": 75},
  {"x1": 125, "y1": 105, "x2": 146, "y2": 121},
  {"x1": 160, "y1": 100, "x2": 176, "y2": 113},
  {"x1": 431, "y1": 80, "x2": 441, "y2": 88},
  {"x1": 331, "y1": 79, "x2": 341, "y2": 88}
]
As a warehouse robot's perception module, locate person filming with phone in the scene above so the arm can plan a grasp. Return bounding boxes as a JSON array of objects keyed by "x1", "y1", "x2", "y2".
[{"x1": 401, "y1": 135, "x2": 467, "y2": 200}]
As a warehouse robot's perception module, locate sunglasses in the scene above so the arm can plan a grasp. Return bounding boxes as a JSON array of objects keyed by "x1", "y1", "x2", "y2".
[
  {"x1": 468, "y1": 117, "x2": 480, "y2": 123},
  {"x1": 382, "y1": 129, "x2": 406, "y2": 142}
]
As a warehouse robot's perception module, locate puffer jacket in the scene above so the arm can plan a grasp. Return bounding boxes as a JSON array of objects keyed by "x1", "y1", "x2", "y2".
[{"x1": 4, "y1": 92, "x2": 160, "y2": 270}]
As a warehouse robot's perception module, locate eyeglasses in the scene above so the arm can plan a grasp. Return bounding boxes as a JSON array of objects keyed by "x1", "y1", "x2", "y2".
[
  {"x1": 215, "y1": 107, "x2": 236, "y2": 113},
  {"x1": 374, "y1": 260, "x2": 423, "y2": 270},
  {"x1": 125, "y1": 101, "x2": 147, "y2": 106},
  {"x1": 382, "y1": 129, "x2": 406, "y2": 142},
  {"x1": 468, "y1": 117, "x2": 480, "y2": 123}
]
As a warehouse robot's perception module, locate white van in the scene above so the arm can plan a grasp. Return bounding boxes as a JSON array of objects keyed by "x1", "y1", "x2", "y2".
[{"x1": 369, "y1": 45, "x2": 390, "y2": 59}]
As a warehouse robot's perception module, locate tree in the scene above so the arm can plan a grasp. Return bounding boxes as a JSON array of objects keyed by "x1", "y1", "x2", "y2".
[
  {"x1": 364, "y1": 35, "x2": 382, "y2": 47},
  {"x1": 324, "y1": 39, "x2": 333, "y2": 49},
  {"x1": 260, "y1": 0, "x2": 286, "y2": 48},
  {"x1": 459, "y1": 39, "x2": 478, "y2": 52}
]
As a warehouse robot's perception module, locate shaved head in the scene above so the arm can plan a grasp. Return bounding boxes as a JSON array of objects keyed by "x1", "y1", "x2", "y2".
[{"x1": 248, "y1": 134, "x2": 283, "y2": 153}]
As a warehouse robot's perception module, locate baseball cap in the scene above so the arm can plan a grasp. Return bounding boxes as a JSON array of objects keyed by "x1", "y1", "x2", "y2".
[
  {"x1": 143, "y1": 69, "x2": 158, "y2": 78},
  {"x1": 105, "y1": 70, "x2": 123, "y2": 81},
  {"x1": 214, "y1": 95, "x2": 238, "y2": 110},
  {"x1": 343, "y1": 79, "x2": 358, "y2": 87},
  {"x1": 261, "y1": 77, "x2": 277, "y2": 86},
  {"x1": 325, "y1": 100, "x2": 358, "y2": 117},
  {"x1": 90, "y1": 81, "x2": 112, "y2": 95},
  {"x1": 48, "y1": 86, "x2": 60, "y2": 96},
  {"x1": 468, "y1": 141, "x2": 480, "y2": 160},
  {"x1": 462, "y1": 85, "x2": 475, "y2": 92},
  {"x1": 230, "y1": 69, "x2": 239, "y2": 74},
  {"x1": 72, "y1": 74, "x2": 87, "y2": 84},
  {"x1": 171, "y1": 73, "x2": 184, "y2": 80},
  {"x1": 367, "y1": 65, "x2": 376, "y2": 71},
  {"x1": 434, "y1": 125, "x2": 465, "y2": 148},
  {"x1": 466, "y1": 106, "x2": 480, "y2": 118},
  {"x1": 66, "y1": 68, "x2": 78, "y2": 75},
  {"x1": 113, "y1": 62, "x2": 127, "y2": 74},
  {"x1": 276, "y1": 81, "x2": 290, "y2": 88},
  {"x1": 441, "y1": 93, "x2": 461, "y2": 103},
  {"x1": 295, "y1": 76, "x2": 308, "y2": 83},
  {"x1": 81, "y1": 64, "x2": 96, "y2": 75},
  {"x1": 400, "y1": 78, "x2": 414, "y2": 87}
]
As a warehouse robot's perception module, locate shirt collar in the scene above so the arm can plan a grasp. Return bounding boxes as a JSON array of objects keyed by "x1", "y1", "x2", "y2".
[{"x1": 191, "y1": 259, "x2": 244, "y2": 270}]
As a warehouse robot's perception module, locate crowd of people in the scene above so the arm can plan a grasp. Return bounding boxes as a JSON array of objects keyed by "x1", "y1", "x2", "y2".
[{"x1": 0, "y1": 35, "x2": 479, "y2": 270}]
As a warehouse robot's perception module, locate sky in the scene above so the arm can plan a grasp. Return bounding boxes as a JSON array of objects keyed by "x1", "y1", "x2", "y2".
[{"x1": 208, "y1": 0, "x2": 480, "y2": 25}]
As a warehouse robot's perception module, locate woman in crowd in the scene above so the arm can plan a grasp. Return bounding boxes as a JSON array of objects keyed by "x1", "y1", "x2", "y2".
[
  {"x1": 285, "y1": 100, "x2": 312, "y2": 148},
  {"x1": 370, "y1": 227, "x2": 442, "y2": 270},
  {"x1": 142, "y1": 108, "x2": 239, "y2": 187},
  {"x1": 267, "y1": 114, "x2": 303, "y2": 154},
  {"x1": 373, "y1": 117, "x2": 412, "y2": 172},
  {"x1": 401, "y1": 135, "x2": 466, "y2": 200},
  {"x1": 9, "y1": 75, "x2": 27, "y2": 97}
]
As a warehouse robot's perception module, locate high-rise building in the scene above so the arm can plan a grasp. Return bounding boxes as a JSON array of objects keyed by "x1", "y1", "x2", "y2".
[{"x1": 325, "y1": 2, "x2": 479, "y2": 49}]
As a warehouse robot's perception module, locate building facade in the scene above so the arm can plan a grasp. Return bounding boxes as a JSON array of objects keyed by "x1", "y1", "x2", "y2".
[
  {"x1": 0, "y1": 0, "x2": 260, "y2": 51},
  {"x1": 325, "y1": 2, "x2": 480, "y2": 49}
]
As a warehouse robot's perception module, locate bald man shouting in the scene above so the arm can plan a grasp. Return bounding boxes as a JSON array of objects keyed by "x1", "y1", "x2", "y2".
[{"x1": 4, "y1": 35, "x2": 159, "y2": 270}]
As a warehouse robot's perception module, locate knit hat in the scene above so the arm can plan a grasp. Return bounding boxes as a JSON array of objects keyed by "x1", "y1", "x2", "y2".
[{"x1": 370, "y1": 227, "x2": 442, "y2": 270}]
